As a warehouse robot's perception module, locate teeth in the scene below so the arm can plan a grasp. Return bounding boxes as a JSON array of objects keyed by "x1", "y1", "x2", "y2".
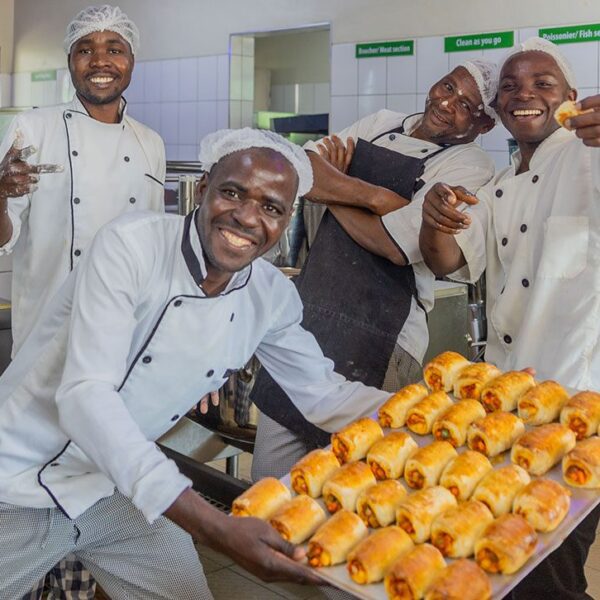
[
  {"x1": 90, "y1": 76, "x2": 114, "y2": 84},
  {"x1": 513, "y1": 109, "x2": 542, "y2": 116},
  {"x1": 222, "y1": 230, "x2": 252, "y2": 248}
]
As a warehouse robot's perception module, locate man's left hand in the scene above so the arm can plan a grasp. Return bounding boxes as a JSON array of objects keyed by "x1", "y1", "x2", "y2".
[
  {"x1": 567, "y1": 95, "x2": 600, "y2": 146},
  {"x1": 198, "y1": 390, "x2": 220, "y2": 414},
  {"x1": 316, "y1": 135, "x2": 355, "y2": 173}
]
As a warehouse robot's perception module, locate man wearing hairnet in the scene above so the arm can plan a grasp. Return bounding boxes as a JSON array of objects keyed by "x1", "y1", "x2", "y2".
[
  {"x1": 0, "y1": 5, "x2": 165, "y2": 597},
  {"x1": 0, "y1": 128, "x2": 393, "y2": 598},
  {"x1": 251, "y1": 61, "x2": 498, "y2": 479}
]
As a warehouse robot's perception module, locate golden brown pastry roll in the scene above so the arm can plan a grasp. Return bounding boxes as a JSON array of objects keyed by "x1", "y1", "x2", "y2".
[
  {"x1": 472, "y1": 464, "x2": 530, "y2": 517},
  {"x1": 466, "y1": 411, "x2": 525, "y2": 457},
  {"x1": 404, "y1": 441, "x2": 458, "y2": 490},
  {"x1": 439, "y1": 450, "x2": 493, "y2": 501},
  {"x1": 331, "y1": 417, "x2": 384, "y2": 464},
  {"x1": 378, "y1": 384, "x2": 429, "y2": 428},
  {"x1": 367, "y1": 432, "x2": 418, "y2": 480},
  {"x1": 396, "y1": 486, "x2": 457, "y2": 543},
  {"x1": 384, "y1": 543, "x2": 446, "y2": 600},
  {"x1": 518, "y1": 380, "x2": 570, "y2": 425},
  {"x1": 290, "y1": 449, "x2": 340, "y2": 497},
  {"x1": 511, "y1": 423, "x2": 576, "y2": 476},
  {"x1": 453, "y1": 362, "x2": 502, "y2": 400},
  {"x1": 432, "y1": 399, "x2": 486, "y2": 447},
  {"x1": 347, "y1": 526, "x2": 414, "y2": 585},
  {"x1": 563, "y1": 436, "x2": 600, "y2": 488},
  {"x1": 424, "y1": 351, "x2": 471, "y2": 392},
  {"x1": 475, "y1": 514, "x2": 538, "y2": 574},
  {"x1": 406, "y1": 392, "x2": 453, "y2": 435},
  {"x1": 513, "y1": 479, "x2": 571, "y2": 532},
  {"x1": 554, "y1": 99, "x2": 593, "y2": 129},
  {"x1": 357, "y1": 480, "x2": 408, "y2": 528},
  {"x1": 430, "y1": 500, "x2": 494, "y2": 558},
  {"x1": 269, "y1": 495, "x2": 326, "y2": 544},
  {"x1": 322, "y1": 461, "x2": 376, "y2": 514},
  {"x1": 307, "y1": 509, "x2": 368, "y2": 567},
  {"x1": 231, "y1": 477, "x2": 291, "y2": 519},
  {"x1": 480, "y1": 370, "x2": 536, "y2": 413},
  {"x1": 560, "y1": 391, "x2": 600, "y2": 440},
  {"x1": 424, "y1": 559, "x2": 492, "y2": 600}
]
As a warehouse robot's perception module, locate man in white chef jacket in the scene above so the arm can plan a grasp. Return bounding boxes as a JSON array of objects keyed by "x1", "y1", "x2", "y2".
[
  {"x1": 0, "y1": 128, "x2": 391, "y2": 599},
  {"x1": 419, "y1": 37, "x2": 600, "y2": 599}
]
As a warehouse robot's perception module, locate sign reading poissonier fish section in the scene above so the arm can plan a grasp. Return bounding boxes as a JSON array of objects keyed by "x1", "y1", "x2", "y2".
[{"x1": 539, "y1": 24, "x2": 600, "y2": 45}]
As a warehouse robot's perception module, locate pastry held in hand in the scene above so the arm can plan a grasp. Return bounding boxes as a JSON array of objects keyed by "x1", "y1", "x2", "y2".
[
  {"x1": 423, "y1": 351, "x2": 470, "y2": 392},
  {"x1": 307, "y1": 509, "x2": 368, "y2": 567},
  {"x1": 554, "y1": 99, "x2": 593, "y2": 129},
  {"x1": 404, "y1": 440, "x2": 457, "y2": 490},
  {"x1": 378, "y1": 383, "x2": 429, "y2": 428},
  {"x1": 518, "y1": 380, "x2": 570, "y2": 425},
  {"x1": 475, "y1": 514, "x2": 538, "y2": 575},
  {"x1": 331, "y1": 417, "x2": 383, "y2": 464},
  {"x1": 269, "y1": 495, "x2": 326, "y2": 544},
  {"x1": 357, "y1": 479, "x2": 408, "y2": 528},
  {"x1": 480, "y1": 370, "x2": 535, "y2": 413},
  {"x1": 560, "y1": 391, "x2": 600, "y2": 440},
  {"x1": 467, "y1": 411, "x2": 525, "y2": 457},
  {"x1": 322, "y1": 460, "x2": 376, "y2": 513},
  {"x1": 440, "y1": 450, "x2": 493, "y2": 501},
  {"x1": 511, "y1": 423, "x2": 576, "y2": 476},
  {"x1": 472, "y1": 464, "x2": 530, "y2": 517},
  {"x1": 563, "y1": 436, "x2": 600, "y2": 488},
  {"x1": 231, "y1": 477, "x2": 291, "y2": 518},
  {"x1": 406, "y1": 391, "x2": 453, "y2": 435},
  {"x1": 290, "y1": 449, "x2": 340, "y2": 497},
  {"x1": 513, "y1": 478, "x2": 571, "y2": 532},
  {"x1": 432, "y1": 399, "x2": 486, "y2": 447},
  {"x1": 347, "y1": 526, "x2": 414, "y2": 585},
  {"x1": 453, "y1": 362, "x2": 502, "y2": 400},
  {"x1": 367, "y1": 431, "x2": 418, "y2": 480},
  {"x1": 424, "y1": 559, "x2": 492, "y2": 600}
]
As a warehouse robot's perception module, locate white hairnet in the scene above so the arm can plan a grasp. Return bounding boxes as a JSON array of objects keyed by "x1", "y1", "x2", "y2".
[
  {"x1": 458, "y1": 58, "x2": 499, "y2": 122},
  {"x1": 199, "y1": 128, "x2": 313, "y2": 198},
  {"x1": 64, "y1": 5, "x2": 140, "y2": 55},
  {"x1": 500, "y1": 37, "x2": 577, "y2": 89}
]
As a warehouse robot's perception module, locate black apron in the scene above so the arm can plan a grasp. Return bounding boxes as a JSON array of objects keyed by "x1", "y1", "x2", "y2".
[{"x1": 252, "y1": 120, "x2": 448, "y2": 446}]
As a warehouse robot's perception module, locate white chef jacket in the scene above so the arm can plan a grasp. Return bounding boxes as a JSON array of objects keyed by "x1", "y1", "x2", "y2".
[
  {"x1": 305, "y1": 110, "x2": 494, "y2": 362},
  {"x1": 0, "y1": 95, "x2": 166, "y2": 352},
  {"x1": 0, "y1": 210, "x2": 390, "y2": 522},
  {"x1": 453, "y1": 127, "x2": 600, "y2": 389}
]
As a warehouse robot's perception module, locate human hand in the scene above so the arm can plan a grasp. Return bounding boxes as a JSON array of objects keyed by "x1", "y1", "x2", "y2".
[
  {"x1": 566, "y1": 95, "x2": 600, "y2": 146},
  {"x1": 422, "y1": 183, "x2": 478, "y2": 235},
  {"x1": 316, "y1": 135, "x2": 355, "y2": 173},
  {"x1": 198, "y1": 390, "x2": 220, "y2": 414}
]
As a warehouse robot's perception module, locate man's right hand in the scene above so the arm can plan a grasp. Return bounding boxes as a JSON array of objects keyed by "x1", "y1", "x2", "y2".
[
  {"x1": 316, "y1": 135, "x2": 355, "y2": 174},
  {"x1": 422, "y1": 182, "x2": 478, "y2": 234}
]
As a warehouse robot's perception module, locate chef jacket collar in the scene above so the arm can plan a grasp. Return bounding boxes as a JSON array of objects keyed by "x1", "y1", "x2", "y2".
[
  {"x1": 69, "y1": 94, "x2": 128, "y2": 122},
  {"x1": 509, "y1": 127, "x2": 574, "y2": 174},
  {"x1": 181, "y1": 208, "x2": 252, "y2": 294},
  {"x1": 400, "y1": 113, "x2": 451, "y2": 149}
]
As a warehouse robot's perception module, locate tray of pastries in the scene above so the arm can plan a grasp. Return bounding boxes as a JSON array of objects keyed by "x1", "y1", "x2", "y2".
[{"x1": 232, "y1": 351, "x2": 600, "y2": 599}]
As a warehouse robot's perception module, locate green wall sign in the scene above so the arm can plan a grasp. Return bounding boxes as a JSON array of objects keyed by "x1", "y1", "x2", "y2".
[
  {"x1": 356, "y1": 40, "x2": 414, "y2": 58},
  {"x1": 31, "y1": 70, "x2": 57, "y2": 82},
  {"x1": 445, "y1": 31, "x2": 514, "y2": 52},
  {"x1": 539, "y1": 24, "x2": 600, "y2": 44}
]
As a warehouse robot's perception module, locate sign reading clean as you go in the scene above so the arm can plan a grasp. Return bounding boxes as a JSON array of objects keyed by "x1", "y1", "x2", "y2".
[
  {"x1": 539, "y1": 24, "x2": 600, "y2": 44},
  {"x1": 356, "y1": 40, "x2": 414, "y2": 59},
  {"x1": 445, "y1": 31, "x2": 514, "y2": 52}
]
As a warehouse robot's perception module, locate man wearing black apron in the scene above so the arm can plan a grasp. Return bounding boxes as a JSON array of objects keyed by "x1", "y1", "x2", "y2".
[{"x1": 252, "y1": 59, "x2": 499, "y2": 480}]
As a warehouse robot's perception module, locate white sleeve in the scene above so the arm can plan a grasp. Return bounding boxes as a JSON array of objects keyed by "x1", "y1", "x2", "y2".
[
  {"x1": 56, "y1": 225, "x2": 191, "y2": 523},
  {"x1": 255, "y1": 283, "x2": 390, "y2": 432}
]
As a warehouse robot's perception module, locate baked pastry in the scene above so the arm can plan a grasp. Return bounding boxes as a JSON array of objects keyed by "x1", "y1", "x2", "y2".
[
  {"x1": 453, "y1": 362, "x2": 502, "y2": 400},
  {"x1": 322, "y1": 460, "x2": 377, "y2": 513},
  {"x1": 290, "y1": 449, "x2": 340, "y2": 497},
  {"x1": 554, "y1": 99, "x2": 593, "y2": 129},
  {"x1": 432, "y1": 399, "x2": 486, "y2": 447},
  {"x1": 475, "y1": 514, "x2": 538, "y2": 574},
  {"x1": 466, "y1": 411, "x2": 525, "y2": 457},
  {"x1": 513, "y1": 478, "x2": 571, "y2": 532},
  {"x1": 396, "y1": 486, "x2": 457, "y2": 543},
  {"x1": 347, "y1": 526, "x2": 414, "y2": 584},
  {"x1": 307, "y1": 509, "x2": 368, "y2": 567},
  {"x1": 357, "y1": 479, "x2": 408, "y2": 528},
  {"x1": 424, "y1": 558, "x2": 492, "y2": 600},
  {"x1": 511, "y1": 423, "x2": 576, "y2": 476},
  {"x1": 404, "y1": 440, "x2": 458, "y2": 490},
  {"x1": 367, "y1": 431, "x2": 418, "y2": 480},
  {"x1": 560, "y1": 391, "x2": 600, "y2": 440},
  {"x1": 269, "y1": 495, "x2": 326, "y2": 544},
  {"x1": 480, "y1": 370, "x2": 536, "y2": 413},
  {"x1": 563, "y1": 436, "x2": 600, "y2": 488},
  {"x1": 406, "y1": 392, "x2": 453, "y2": 435},
  {"x1": 378, "y1": 383, "x2": 429, "y2": 428},
  {"x1": 431, "y1": 500, "x2": 494, "y2": 558},
  {"x1": 331, "y1": 417, "x2": 384, "y2": 464},
  {"x1": 472, "y1": 464, "x2": 530, "y2": 517},
  {"x1": 518, "y1": 380, "x2": 570, "y2": 425},
  {"x1": 384, "y1": 543, "x2": 446, "y2": 600},
  {"x1": 439, "y1": 450, "x2": 493, "y2": 501},
  {"x1": 424, "y1": 351, "x2": 470, "y2": 392},
  {"x1": 231, "y1": 477, "x2": 291, "y2": 519}
]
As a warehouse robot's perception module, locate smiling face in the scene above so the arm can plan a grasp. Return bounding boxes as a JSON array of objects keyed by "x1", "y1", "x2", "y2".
[{"x1": 195, "y1": 148, "x2": 298, "y2": 293}]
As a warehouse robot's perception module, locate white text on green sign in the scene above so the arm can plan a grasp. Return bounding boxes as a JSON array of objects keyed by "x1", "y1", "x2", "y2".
[
  {"x1": 445, "y1": 31, "x2": 514, "y2": 53},
  {"x1": 31, "y1": 70, "x2": 57, "y2": 82},
  {"x1": 356, "y1": 41, "x2": 414, "y2": 59},
  {"x1": 539, "y1": 24, "x2": 600, "y2": 45}
]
